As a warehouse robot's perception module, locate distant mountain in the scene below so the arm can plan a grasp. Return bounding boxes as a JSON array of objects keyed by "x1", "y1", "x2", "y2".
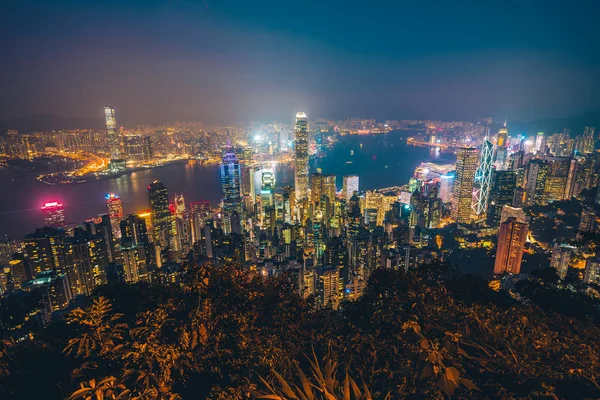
[
  {"x1": 0, "y1": 114, "x2": 103, "y2": 133},
  {"x1": 509, "y1": 111, "x2": 600, "y2": 136}
]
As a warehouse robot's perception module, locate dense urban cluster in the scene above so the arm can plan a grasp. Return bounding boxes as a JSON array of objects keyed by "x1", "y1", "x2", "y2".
[{"x1": 1, "y1": 109, "x2": 600, "y2": 337}]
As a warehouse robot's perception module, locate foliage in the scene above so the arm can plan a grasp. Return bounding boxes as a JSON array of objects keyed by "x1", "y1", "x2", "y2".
[{"x1": 1, "y1": 262, "x2": 600, "y2": 399}]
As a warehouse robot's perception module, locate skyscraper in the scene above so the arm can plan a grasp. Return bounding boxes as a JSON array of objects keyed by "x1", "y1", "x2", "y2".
[
  {"x1": 41, "y1": 201, "x2": 66, "y2": 228},
  {"x1": 294, "y1": 112, "x2": 309, "y2": 202},
  {"x1": 542, "y1": 156, "x2": 576, "y2": 203},
  {"x1": 583, "y1": 258, "x2": 600, "y2": 285},
  {"x1": 438, "y1": 173, "x2": 454, "y2": 203},
  {"x1": 524, "y1": 159, "x2": 548, "y2": 206},
  {"x1": 148, "y1": 181, "x2": 171, "y2": 248},
  {"x1": 550, "y1": 243, "x2": 575, "y2": 279},
  {"x1": 105, "y1": 193, "x2": 123, "y2": 242},
  {"x1": 342, "y1": 175, "x2": 359, "y2": 202},
  {"x1": 220, "y1": 148, "x2": 242, "y2": 234},
  {"x1": 495, "y1": 122, "x2": 508, "y2": 170},
  {"x1": 104, "y1": 106, "x2": 119, "y2": 159},
  {"x1": 486, "y1": 170, "x2": 517, "y2": 227},
  {"x1": 535, "y1": 132, "x2": 545, "y2": 154},
  {"x1": 472, "y1": 139, "x2": 494, "y2": 216},
  {"x1": 493, "y1": 217, "x2": 528, "y2": 275},
  {"x1": 451, "y1": 147, "x2": 478, "y2": 224}
]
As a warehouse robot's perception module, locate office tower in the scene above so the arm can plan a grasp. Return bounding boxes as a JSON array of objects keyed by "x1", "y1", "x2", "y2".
[
  {"x1": 120, "y1": 238, "x2": 146, "y2": 283},
  {"x1": 65, "y1": 229, "x2": 108, "y2": 296},
  {"x1": 281, "y1": 186, "x2": 294, "y2": 224},
  {"x1": 535, "y1": 132, "x2": 545, "y2": 154},
  {"x1": 579, "y1": 208, "x2": 596, "y2": 233},
  {"x1": 23, "y1": 227, "x2": 66, "y2": 277},
  {"x1": 190, "y1": 201, "x2": 211, "y2": 243},
  {"x1": 148, "y1": 181, "x2": 171, "y2": 248},
  {"x1": 9, "y1": 258, "x2": 29, "y2": 289},
  {"x1": 495, "y1": 122, "x2": 508, "y2": 170},
  {"x1": 41, "y1": 201, "x2": 66, "y2": 228},
  {"x1": 21, "y1": 270, "x2": 72, "y2": 315},
  {"x1": 317, "y1": 265, "x2": 340, "y2": 309},
  {"x1": 311, "y1": 172, "x2": 324, "y2": 206},
  {"x1": 550, "y1": 243, "x2": 575, "y2": 279},
  {"x1": 104, "y1": 106, "x2": 119, "y2": 159},
  {"x1": 142, "y1": 136, "x2": 154, "y2": 160},
  {"x1": 120, "y1": 214, "x2": 150, "y2": 247},
  {"x1": 294, "y1": 112, "x2": 309, "y2": 201},
  {"x1": 486, "y1": 170, "x2": 517, "y2": 227},
  {"x1": 280, "y1": 128, "x2": 289, "y2": 152},
  {"x1": 123, "y1": 135, "x2": 144, "y2": 162},
  {"x1": 343, "y1": 175, "x2": 359, "y2": 202},
  {"x1": 583, "y1": 258, "x2": 600, "y2": 284},
  {"x1": 582, "y1": 126, "x2": 596, "y2": 154},
  {"x1": 493, "y1": 217, "x2": 528, "y2": 275},
  {"x1": 524, "y1": 159, "x2": 548, "y2": 206},
  {"x1": 241, "y1": 165, "x2": 256, "y2": 207},
  {"x1": 410, "y1": 181, "x2": 441, "y2": 229},
  {"x1": 472, "y1": 139, "x2": 494, "y2": 216},
  {"x1": 439, "y1": 173, "x2": 454, "y2": 203},
  {"x1": 451, "y1": 147, "x2": 478, "y2": 224},
  {"x1": 260, "y1": 170, "x2": 275, "y2": 225},
  {"x1": 105, "y1": 193, "x2": 123, "y2": 242},
  {"x1": 220, "y1": 148, "x2": 242, "y2": 234},
  {"x1": 542, "y1": 156, "x2": 576, "y2": 203}
]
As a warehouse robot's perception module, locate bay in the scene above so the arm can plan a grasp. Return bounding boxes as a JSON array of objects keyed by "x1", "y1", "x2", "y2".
[{"x1": 0, "y1": 131, "x2": 453, "y2": 239}]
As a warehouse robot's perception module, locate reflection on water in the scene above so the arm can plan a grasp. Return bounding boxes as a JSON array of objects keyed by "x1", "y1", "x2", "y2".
[{"x1": 0, "y1": 132, "x2": 453, "y2": 238}]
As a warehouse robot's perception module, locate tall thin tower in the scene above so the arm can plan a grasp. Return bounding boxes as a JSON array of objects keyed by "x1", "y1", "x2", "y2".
[
  {"x1": 104, "y1": 106, "x2": 120, "y2": 160},
  {"x1": 452, "y1": 147, "x2": 478, "y2": 224},
  {"x1": 294, "y1": 112, "x2": 309, "y2": 202},
  {"x1": 220, "y1": 147, "x2": 242, "y2": 234},
  {"x1": 472, "y1": 139, "x2": 494, "y2": 216}
]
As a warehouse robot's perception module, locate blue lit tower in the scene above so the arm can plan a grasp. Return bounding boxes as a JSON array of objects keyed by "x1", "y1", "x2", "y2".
[
  {"x1": 472, "y1": 139, "x2": 494, "y2": 216},
  {"x1": 220, "y1": 147, "x2": 242, "y2": 234}
]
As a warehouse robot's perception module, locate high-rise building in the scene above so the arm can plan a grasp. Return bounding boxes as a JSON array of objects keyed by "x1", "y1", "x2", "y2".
[
  {"x1": 486, "y1": 170, "x2": 516, "y2": 227},
  {"x1": 472, "y1": 139, "x2": 494, "y2": 216},
  {"x1": 190, "y1": 201, "x2": 211, "y2": 244},
  {"x1": 123, "y1": 135, "x2": 145, "y2": 162},
  {"x1": 550, "y1": 243, "x2": 575, "y2": 279},
  {"x1": 105, "y1": 193, "x2": 123, "y2": 242},
  {"x1": 581, "y1": 126, "x2": 596, "y2": 154},
  {"x1": 535, "y1": 132, "x2": 545, "y2": 154},
  {"x1": 493, "y1": 217, "x2": 528, "y2": 275},
  {"x1": 438, "y1": 173, "x2": 454, "y2": 203},
  {"x1": 583, "y1": 258, "x2": 600, "y2": 285},
  {"x1": 120, "y1": 214, "x2": 150, "y2": 248},
  {"x1": 241, "y1": 165, "x2": 256, "y2": 208},
  {"x1": 542, "y1": 156, "x2": 576, "y2": 203},
  {"x1": 220, "y1": 148, "x2": 242, "y2": 234},
  {"x1": 65, "y1": 230, "x2": 108, "y2": 296},
  {"x1": 317, "y1": 265, "x2": 340, "y2": 309},
  {"x1": 148, "y1": 181, "x2": 171, "y2": 248},
  {"x1": 24, "y1": 227, "x2": 66, "y2": 277},
  {"x1": 500, "y1": 205, "x2": 528, "y2": 224},
  {"x1": 451, "y1": 147, "x2": 478, "y2": 224},
  {"x1": 524, "y1": 159, "x2": 548, "y2": 206},
  {"x1": 104, "y1": 106, "x2": 125, "y2": 171},
  {"x1": 294, "y1": 112, "x2": 309, "y2": 202},
  {"x1": 342, "y1": 175, "x2": 359, "y2": 202},
  {"x1": 41, "y1": 201, "x2": 66, "y2": 228},
  {"x1": 579, "y1": 208, "x2": 596, "y2": 233},
  {"x1": 495, "y1": 122, "x2": 509, "y2": 170}
]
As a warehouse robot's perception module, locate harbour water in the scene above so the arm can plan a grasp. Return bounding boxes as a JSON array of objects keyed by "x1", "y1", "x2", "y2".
[{"x1": 0, "y1": 131, "x2": 453, "y2": 239}]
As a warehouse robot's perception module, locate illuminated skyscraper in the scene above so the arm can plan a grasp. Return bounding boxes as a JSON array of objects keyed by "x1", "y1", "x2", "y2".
[
  {"x1": 342, "y1": 175, "x2": 359, "y2": 202},
  {"x1": 451, "y1": 147, "x2": 478, "y2": 224},
  {"x1": 582, "y1": 126, "x2": 596, "y2": 154},
  {"x1": 472, "y1": 139, "x2": 494, "y2": 216},
  {"x1": 41, "y1": 201, "x2": 66, "y2": 228},
  {"x1": 486, "y1": 170, "x2": 516, "y2": 227},
  {"x1": 550, "y1": 243, "x2": 575, "y2": 279},
  {"x1": 148, "y1": 181, "x2": 171, "y2": 248},
  {"x1": 438, "y1": 173, "x2": 454, "y2": 203},
  {"x1": 65, "y1": 230, "x2": 108, "y2": 296},
  {"x1": 105, "y1": 193, "x2": 123, "y2": 242},
  {"x1": 294, "y1": 112, "x2": 309, "y2": 201},
  {"x1": 579, "y1": 207, "x2": 596, "y2": 233},
  {"x1": 220, "y1": 148, "x2": 242, "y2": 234},
  {"x1": 104, "y1": 106, "x2": 121, "y2": 160},
  {"x1": 583, "y1": 258, "x2": 600, "y2": 285},
  {"x1": 542, "y1": 156, "x2": 576, "y2": 203},
  {"x1": 535, "y1": 132, "x2": 545, "y2": 154},
  {"x1": 524, "y1": 159, "x2": 548, "y2": 206},
  {"x1": 190, "y1": 201, "x2": 211, "y2": 243},
  {"x1": 493, "y1": 217, "x2": 528, "y2": 275},
  {"x1": 495, "y1": 122, "x2": 508, "y2": 170}
]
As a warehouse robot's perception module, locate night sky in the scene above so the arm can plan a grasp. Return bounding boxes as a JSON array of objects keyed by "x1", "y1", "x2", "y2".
[{"x1": 2, "y1": 0, "x2": 599, "y2": 124}]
